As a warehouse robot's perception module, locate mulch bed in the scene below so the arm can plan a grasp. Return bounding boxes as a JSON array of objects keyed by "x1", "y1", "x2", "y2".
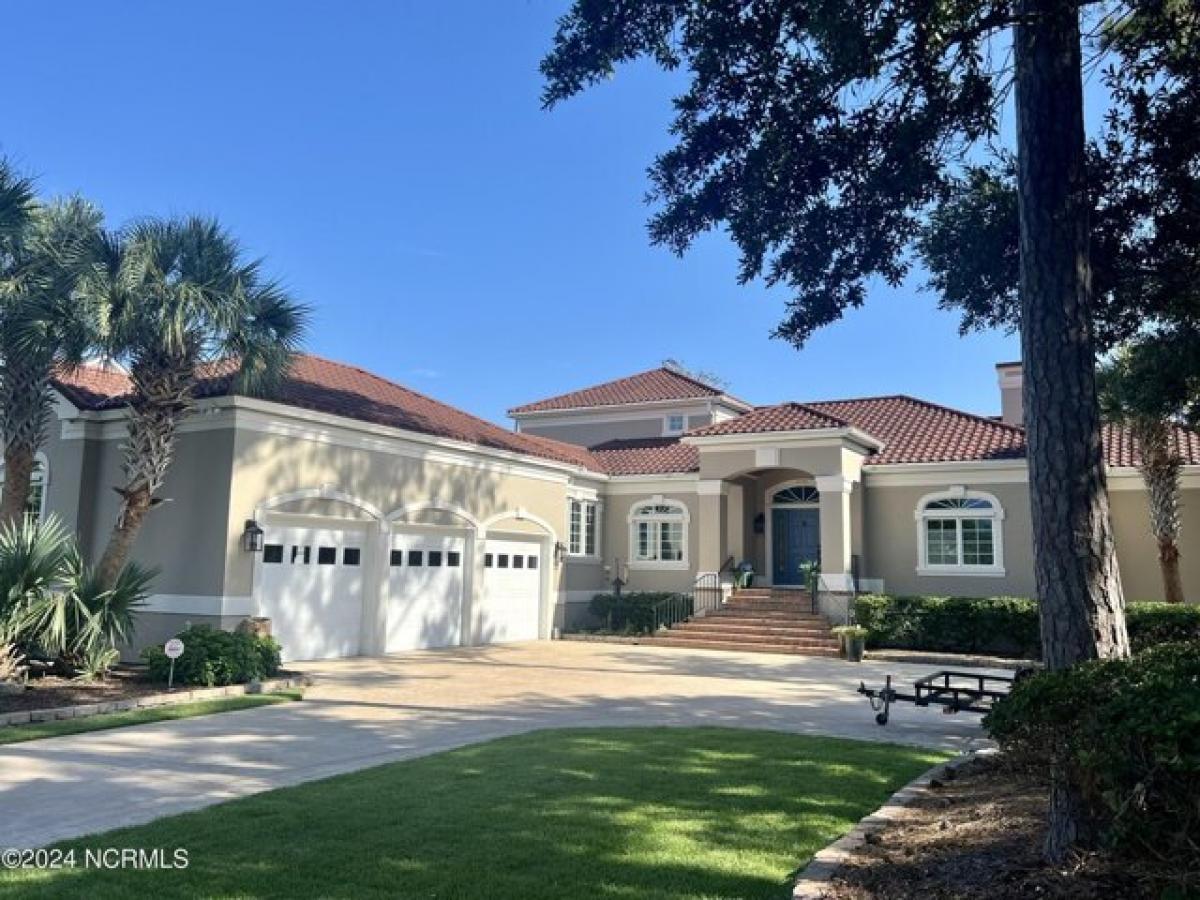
[
  {"x1": 0, "y1": 666, "x2": 163, "y2": 713},
  {"x1": 818, "y1": 756, "x2": 1157, "y2": 899}
]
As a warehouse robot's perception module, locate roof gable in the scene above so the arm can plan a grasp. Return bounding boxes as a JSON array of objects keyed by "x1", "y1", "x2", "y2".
[
  {"x1": 685, "y1": 402, "x2": 849, "y2": 437},
  {"x1": 509, "y1": 366, "x2": 745, "y2": 414}
]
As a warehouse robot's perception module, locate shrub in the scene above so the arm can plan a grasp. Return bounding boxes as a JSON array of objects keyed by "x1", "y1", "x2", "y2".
[
  {"x1": 142, "y1": 624, "x2": 281, "y2": 687},
  {"x1": 854, "y1": 594, "x2": 1200, "y2": 659},
  {"x1": 984, "y1": 643, "x2": 1200, "y2": 875},
  {"x1": 853, "y1": 594, "x2": 1041, "y2": 658},
  {"x1": 1127, "y1": 602, "x2": 1200, "y2": 653},
  {"x1": 587, "y1": 592, "x2": 688, "y2": 634}
]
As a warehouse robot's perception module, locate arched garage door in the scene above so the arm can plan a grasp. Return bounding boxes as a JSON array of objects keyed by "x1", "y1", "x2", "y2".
[
  {"x1": 257, "y1": 524, "x2": 366, "y2": 661},
  {"x1": 386, "y1": 532, "x2": 466, "y2": 652},
  {"x1": 477, "y1": 538, "x2": 542, "y2": 643}
]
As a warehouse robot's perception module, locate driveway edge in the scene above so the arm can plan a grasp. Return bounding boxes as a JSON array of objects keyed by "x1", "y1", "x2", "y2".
[
  {"x1": 791, "y1": 748, "x2": 998, "y2": 899},
  {"x1": 0, "y1": 675, "x2": 307, "y2": 728}
]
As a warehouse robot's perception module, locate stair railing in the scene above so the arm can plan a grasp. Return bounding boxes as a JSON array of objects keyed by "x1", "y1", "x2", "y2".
[{"x1": 649, "y1": 570, "x2": 727, "y2": 633}]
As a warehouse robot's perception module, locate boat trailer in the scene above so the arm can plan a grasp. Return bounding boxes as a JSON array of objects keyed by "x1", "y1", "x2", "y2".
[{"x1": 858, "y1": 669, "x2": 1029, "y2": 725}]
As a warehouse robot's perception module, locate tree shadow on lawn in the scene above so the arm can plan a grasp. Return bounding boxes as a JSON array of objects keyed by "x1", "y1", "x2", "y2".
[{"x1": 0, "y1": 727, "x2": 946, "y2": 900}]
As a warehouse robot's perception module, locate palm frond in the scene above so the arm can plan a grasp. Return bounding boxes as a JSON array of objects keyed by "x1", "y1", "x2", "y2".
[{"x1": 0, "y1": 158, "x2": 37, "y2": 249}]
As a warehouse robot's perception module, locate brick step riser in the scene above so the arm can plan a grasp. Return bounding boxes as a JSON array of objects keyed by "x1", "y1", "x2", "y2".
[
  {"x1": 731, "y1": 593, "x2": 811, "y2": 601},
  {"x1": 726, "y1": 599, "x2": 816, "y2": 607},
  {"x1": 664, "y1": 635, "x2": 839, "y2": 648},
  {"x1": 674, "y1": 624, "x2": 836, "y2": 639},
  {"x1": 709, "y1": 611, "x2": 827, "y2": 621},
  {"x1": 642, "y1": 638, "x2": 841, "y2": 657}
]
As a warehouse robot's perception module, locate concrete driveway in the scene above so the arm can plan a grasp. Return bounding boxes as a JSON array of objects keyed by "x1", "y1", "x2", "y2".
[{"x1": 0, "y1": 641, "x2": 993, "y2": 848}]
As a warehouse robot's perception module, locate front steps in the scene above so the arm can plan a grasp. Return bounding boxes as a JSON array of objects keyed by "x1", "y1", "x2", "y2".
[{"x1": 642, "y1": 588, "x2": 841, "y2": 657}]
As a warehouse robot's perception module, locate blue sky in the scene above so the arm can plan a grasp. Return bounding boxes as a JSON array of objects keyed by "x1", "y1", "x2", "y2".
[{"x1": 1, "y1": 0, "x2": 1021, "y2": 425}]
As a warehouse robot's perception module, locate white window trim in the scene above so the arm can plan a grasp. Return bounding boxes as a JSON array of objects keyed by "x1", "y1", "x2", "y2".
[
  {"x1": 914, "y1": 487, "x2": 1006, "y2": 577},
  {"x1": 627, "y1": 494, "x2": 690, "y2": 570},
  {"x1": 567, "y1": 498, "x2": 601, "y2": 560},
  {"x1": 0, "y1": 452, "x2": 49, "y2": 522},
  {"x1": 663, "y1": 413, "x2": 687, "y2": 436}
]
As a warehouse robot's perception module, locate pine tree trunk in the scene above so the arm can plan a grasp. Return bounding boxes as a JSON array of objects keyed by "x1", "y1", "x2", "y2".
[
  {"x1": 1013, "y1": 0, "x2": 1131, "y2": 861},
  {"x1": 0, "y1": 444, "x2": 35, "y2": 527}
]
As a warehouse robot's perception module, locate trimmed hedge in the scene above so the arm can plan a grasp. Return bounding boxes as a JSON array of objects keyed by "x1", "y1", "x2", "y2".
[
  {"x1": 587, "y1": 592, "x2": 688, "y2": 635},
  {"x1": 985, "y1": 642, "x2": 1200, "y2": 880},
  {"x1": 854, "y1": 594, "x2": 1200, "y2": 658},
  {"x1": 853, "y1": 594, "x2": 1041, "y2": 658},
  {"x1": 142, "y1": 624, "x2": 282, "y2": 687}
]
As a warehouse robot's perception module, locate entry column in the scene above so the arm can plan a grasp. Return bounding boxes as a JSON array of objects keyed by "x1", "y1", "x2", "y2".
[
  {"x1": 813, "y1": 475, "x2": 856, "y2": 592},
  {"x1": 696, "y1": 480, "x2": 727, "y2": 575}
]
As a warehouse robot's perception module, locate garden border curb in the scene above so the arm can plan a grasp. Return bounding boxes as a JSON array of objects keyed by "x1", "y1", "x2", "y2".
[
  {"x1": 791, "y1": 747, "x2": 997, "y2": 899},
  {"x1": 0, "y1": 675, "x2": 309, "y2": 728}
]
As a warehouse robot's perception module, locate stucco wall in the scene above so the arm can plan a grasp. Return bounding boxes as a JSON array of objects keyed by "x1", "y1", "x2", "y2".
[
  {"x1": 223, "y1": 427, "x2": 581, "y2": 600},
  {"x1": 1110, "y1": 484, "x2": 1200, "y2": 602},
  {"x1": 520, "y1": 410, "x2": 713, "y2": 448},
  {"x1": 861, "y1": 480, "x2": 1038, "y2": 598}
]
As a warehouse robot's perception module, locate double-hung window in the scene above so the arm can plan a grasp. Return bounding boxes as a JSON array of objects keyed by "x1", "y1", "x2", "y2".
[
  {"x1": 629, "y1": 499, "x2": 688, "y2": 568},
  {"x1": 568, "y1": 499, "x2": 599, "y2": 557},
  {"x1": 916, "y1": 490, "x2": 1004, "y2": 576}
]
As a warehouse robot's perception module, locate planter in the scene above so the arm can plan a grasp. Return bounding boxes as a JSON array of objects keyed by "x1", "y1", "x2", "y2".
[{"x1": 845, "y1": 636, "x2": 866, "y2": 663}]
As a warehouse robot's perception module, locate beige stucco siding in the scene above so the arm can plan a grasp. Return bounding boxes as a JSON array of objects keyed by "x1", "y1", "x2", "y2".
[
  {"x1": 46, "y1": 424, "x2": 237, "y2": 597},
  {"x1": 223, "y1": 427, "x2": 579, "y2": 598},
  {"x1": 861, "y1": 480, "x2": 1037, "y2": 598},
  {"x1": 1110, "y1": 484, "x2": 1200, "y2": 602}
]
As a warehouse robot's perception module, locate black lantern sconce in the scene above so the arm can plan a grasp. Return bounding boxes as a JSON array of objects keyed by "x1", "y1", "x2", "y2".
[
  {"x1": 753, "y1": 513, "x2": 765, "y2": 535},
  {"x1": 553, "y1": 540, "x2": 567, "y2": 565},
  {"x1": 242, "y1": 519, "x2": 265, "y2": 553}
]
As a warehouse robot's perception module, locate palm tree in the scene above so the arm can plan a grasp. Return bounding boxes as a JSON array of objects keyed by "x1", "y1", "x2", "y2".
[
  {"x1": 0, "y1": 159, "x2": 104, "y2": 526},
  {"x1": 83, "y1": 217, "x2": 308, "y2": 588},
  {"x1": 1099, "y1": 334, "x2": 1197, "y2": 604}
]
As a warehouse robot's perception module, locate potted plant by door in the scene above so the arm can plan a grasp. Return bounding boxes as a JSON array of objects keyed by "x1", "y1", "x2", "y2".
[{"x1": 832, "y1": 625, "x2": 869, "y2": 663}]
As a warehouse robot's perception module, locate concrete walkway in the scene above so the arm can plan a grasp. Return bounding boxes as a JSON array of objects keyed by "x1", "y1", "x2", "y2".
[{"x1": 0, "y1": 641, "x2": 993, "y2": 848}]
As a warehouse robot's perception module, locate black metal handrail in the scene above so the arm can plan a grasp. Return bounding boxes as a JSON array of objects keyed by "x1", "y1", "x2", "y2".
[{"x1": 649, "y1": 571, "x2": 726, "y2": 633}]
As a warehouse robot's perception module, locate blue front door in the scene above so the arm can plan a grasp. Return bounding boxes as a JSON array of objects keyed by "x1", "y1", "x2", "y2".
[{"x1": 772, "y1": 508, "x2": 820, "y2": 585}]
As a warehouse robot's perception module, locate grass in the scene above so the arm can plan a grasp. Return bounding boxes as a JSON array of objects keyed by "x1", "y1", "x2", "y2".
[
  {"x1": 0, "y1": 727, "x2": 948, "y2": 900},
  {"x1": 0, "y1": 690, "x2": 302, "y2": 746}
]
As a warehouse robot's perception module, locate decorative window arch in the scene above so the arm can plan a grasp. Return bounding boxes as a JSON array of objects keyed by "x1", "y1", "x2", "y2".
[
  {"x1": 771, "y1": 485, "x2": 819, "y2": 505},
  {"x1": 915, "y1": 488, "x2": 1005, "y2": 576},
  {"x1": 0, "y1": 453, "x2": 49, "y2": 522},
  {"x1": 628, "y1": 496, "x2": 689, "y2": 569}
]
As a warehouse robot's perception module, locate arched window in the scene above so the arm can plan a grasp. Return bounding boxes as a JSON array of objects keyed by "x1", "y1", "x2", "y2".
[
  {"x1": 772, "y1": 485, "x2": 819, "y2": 505},
  {"x1": 0, "y1": 455, "x2": 48, "y2": 522},
  {"x1": 915, "y1": 489, "x2": 1005, "y2": 575},
  {"x1": 628, "y1": 497, "x2": 689, "y2": 568}
]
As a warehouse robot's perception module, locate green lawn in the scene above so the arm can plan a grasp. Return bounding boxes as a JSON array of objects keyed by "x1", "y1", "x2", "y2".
[
  {"x1": 0, "y1": 727, "x2": 946, "y2": 900},
  {"x1": 0, "y1": 690, "x2": 302, "y2": 746}
]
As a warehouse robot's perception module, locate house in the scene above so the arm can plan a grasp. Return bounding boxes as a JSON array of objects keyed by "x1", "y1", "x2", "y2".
[{"x1": 32, "y1": 356, "x2": 1200, "y2": 661}]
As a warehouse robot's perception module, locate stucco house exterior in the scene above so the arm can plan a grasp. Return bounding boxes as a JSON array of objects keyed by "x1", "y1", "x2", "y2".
[{"x1": 27, "y1": 356, "x2": 1200, "y2": 661}]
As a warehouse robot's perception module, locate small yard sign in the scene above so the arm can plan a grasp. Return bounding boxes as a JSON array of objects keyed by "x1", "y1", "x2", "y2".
[{"x1": 164, "y1": 638, "x2": 185, "y2": 691}]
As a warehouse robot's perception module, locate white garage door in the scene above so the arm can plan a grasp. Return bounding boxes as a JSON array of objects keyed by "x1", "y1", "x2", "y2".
[
  {"x1": 386, "y1": 533, "x2": 465, "y2": 652},
  {"x1": 257, "y1": 525, "x2": 366, "y2": 662},
  {"x1": 478, "y1": 538, "x2": 542, "y2": 643}
]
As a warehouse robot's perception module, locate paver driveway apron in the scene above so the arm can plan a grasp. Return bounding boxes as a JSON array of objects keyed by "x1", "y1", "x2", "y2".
[{"x1": 0, "y1": 642, "x2": 993, "y2": 848}]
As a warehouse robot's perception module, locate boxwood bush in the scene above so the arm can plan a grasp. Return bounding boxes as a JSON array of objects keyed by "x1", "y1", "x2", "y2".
[
  {"x1": 854, "y1": 594, "x2": 1200, "y2": 659},
  {"x1": 984, "y1": 642, "x2": 1200, "y2": 879},
  {"x1": 587, "y1": 592, "x2": 688, "y2": 635},
  {"x1": 142, "y1": 624, "x2": 282, "y2": 687}
]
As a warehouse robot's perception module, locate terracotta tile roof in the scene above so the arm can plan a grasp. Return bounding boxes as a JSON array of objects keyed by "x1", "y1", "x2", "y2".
[
  {"x1": 509, "y1": 366, "x2": 745, "y2": 414},
  {"x1": 686, "y1": 402, "x2": 849, "y2": 437},
  {"x1": 1101, "y1": 422, "x2": 1200, "y2": 467},
  {"x1": 53, "y1": 355, "x2": 604, "y2": 473},
  {"x1": 803, "y1": 395, "x2": 1029, "y2": 465},
  {"x1": 588, "y1": 438, "x2": 700, "y2": 476}
]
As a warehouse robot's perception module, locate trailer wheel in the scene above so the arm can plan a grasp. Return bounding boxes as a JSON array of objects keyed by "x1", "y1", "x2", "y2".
[{"x1": 875, "y1": 712, "x2": 889, "y2": 726}]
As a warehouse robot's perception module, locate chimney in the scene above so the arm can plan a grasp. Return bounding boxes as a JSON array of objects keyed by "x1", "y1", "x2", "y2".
[{"x1": 996, "y1": 361, "x2": 1023, "y2": 427}]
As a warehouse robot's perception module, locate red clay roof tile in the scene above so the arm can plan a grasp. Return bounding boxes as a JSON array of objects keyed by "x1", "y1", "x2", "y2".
[
  {"x1": 686, "y1": 402, "x2": 849, "y2": 437},
  {"x1": 509, "y1": 366, "x2": 744, "y2": 414},
  {"x1": 588, "y1": 438, "x2": 700, "y2": 476}
]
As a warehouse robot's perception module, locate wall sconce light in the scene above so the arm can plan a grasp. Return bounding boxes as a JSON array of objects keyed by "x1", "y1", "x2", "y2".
[
  {"x1": 242, "y1": 519, "x2": 265, "y2": 553},
  {"x1": 753, "y1": 513, "x2": 765, "y2": 535},
  {"x1": 554, "y1": 540, "x2": 567, "y2": 565}
]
